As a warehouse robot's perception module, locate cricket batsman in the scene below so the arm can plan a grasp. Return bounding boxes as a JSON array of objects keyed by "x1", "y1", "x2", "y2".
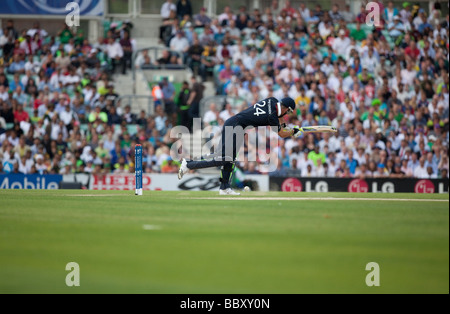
[{"x1": 178, "y1": 97, "x2": 302, "y2": 195}]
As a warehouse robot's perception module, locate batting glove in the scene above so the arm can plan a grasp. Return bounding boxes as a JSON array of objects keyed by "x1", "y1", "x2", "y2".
[{"x1": 292, "y1": 126, "x2": 303, "y2": 138}]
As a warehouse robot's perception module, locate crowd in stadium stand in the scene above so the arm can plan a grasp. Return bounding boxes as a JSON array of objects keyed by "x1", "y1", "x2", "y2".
[{"x1": 0, "y1": 0, "x2": 449, "y2": 181}]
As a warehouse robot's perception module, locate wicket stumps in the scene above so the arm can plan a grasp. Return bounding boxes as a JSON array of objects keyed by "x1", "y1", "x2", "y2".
[{"x1": 135, "y1": 144, "x2": 143, "y2": 196}]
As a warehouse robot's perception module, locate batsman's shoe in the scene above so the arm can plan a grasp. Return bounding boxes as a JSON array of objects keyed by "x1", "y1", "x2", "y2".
[
  {"x1": 219, "y1": 188, "x2": 241, "y2": 196},
  {"x1": 178, "y1": 158, "x2": 188, "y2": 180}
]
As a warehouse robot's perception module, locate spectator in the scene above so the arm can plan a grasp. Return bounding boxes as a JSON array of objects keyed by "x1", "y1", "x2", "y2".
[
  {"x1": 0, "y1": 73, "x2": 9, "y2": 90},
  {"x1": 399, "y1": 2, "x2": 412, "y2": 23},
  {"x1": 414, "y1": 156, "x2": 429, "y2": 178},
  {"x1": 384, "y1": 1, "x2": 398, "y2": 24},
  {"x1": 57, "y1": 24, "x2": 74, "y2": 44},
  {"x1": 400, "y1": 158, "x2": 413, "y2": 177},
  {"x1": 154, "y1": 105, "x2": 168, "y2": 136},
  {"x1": 12, "y1": 86, "x2": 28, "y2": 105},
  {"x1": 122, "y1": 105, "x2": 136, "y2": 124},
  {"x1": 19, "y1": 35, "x2": 38, "y2": 55},
  {"x1": 13, "y1": 103, "x2": 29, "y2": 123},
  {"x1": 159, "y1": 9, "x2": 178, "y2": 46},
  {"x1": 135, "y1": 50, "x2": 153, "y2": 69},
  {"x1": 24, "y1": 54, "x2": 39, "y2": 74},
  {"x1": 199, "y1": 40, "x2": 216, "y2": 81},
  {"x1": 425, "y1": 166, "x2": 438, "y2": 179},
  {"x1": 243, "y1": 47, "x2": 259, "y2": 70},
  {"x1": 373, "y1": 163, "x2": 388, "y2": 178},
  {"x1": 59, "y1": 103, "x2": 77, "y2": 129},
  {"x1": 88, "y1": 106, "x2": 108, "y2": 123},
  {"x1": 186, "y1": 37, "x2": 204, "y2": 72},
  {"x1": 13, "y1": 135, "x2": 30, "y2": 158},
  {"x1": 185, "y1": 76, "x2": 204, "y2": 124},
  {"x1": 350, "y1": 22, "x2": 367, "y2": 42},
  {"x1": 161, "y1": 0, "x2": 177, "y2": 19},
  {"x1": 161, "y1": 157, "x2": 179, "y2": 173},
  {"x1": 8, "y1": 53, "x2": 25, "y2": 74},
  {"x1": 105, "y1": 37, "x2": 124, "y2": 74},
  {"x1": 176, "y1": 0, "x2": 192, "y2": 21},
  {"x1": 107, "y1": 107, "x2": 121, "y2": 125},
  {"x1": 170, "y1": 30, "x2": 190, "y2": 59},
  {"x1": 4, "y1": 20, "x2": 18, "y2": 41},
  {"x1": 329, "y1": 4, "x2": 342, "y2": 23},
  {"x1": 217, "y1": 59, "x2": 233, "y2": 94},
  {"x1": 332, "y1": 29, "x2": 351, "y2": 57},
  {"x1": 219, "y1": 103, "x2": 236, "y2": 121},
  {"x1": 177, "y1": 81, "x2": 191, "y2": 128},
  {"x1": 63, "y1": 38, "x2": 75, "y2": 54},
  {"x1": 155, "y1": 49, "x2": 171, "y2": 66},
  {"x1": 27, "y1": 22, "x2": 48, "y2": 39},
  {"x1": 244, "y1": 161, "x2": 260, "y2": 175},
  {"x1": 404, "y1": 40, "x2": 420, "y2": 61},
  {"x1": 119, "y1": 30, "x2": 133, "y2": 74},
  {"x1": 194, "y1": 7, "x2": 212, "y2": 28},
  {"x1": 105, "y1": 83, "x2": 119, "y2": 104},
  {"x1": 387, "y1": 16, "x2": 405, "y2": 39},
  {"x1": 425, "y1": 151, "x2": 438, "y2": 175},
  {"x1": 160, "y1": 77, "x2": 177, "y2": 125},
  {"x1": 0, "y1": 85, "x2": 9, "y2": 102},
  {"x1": 55, "y1": 50, "x2": 71, "y2": 68},
  {"x1": 1, "y1": 101, "x2": 14, "y2": 123},
  {"x1": 24, "y1": 78, "x2": 38, "y2": 96},
  {"x1": 345, "y1": 150, "x2": 359, "y2": 175},
  {"x1": 203, "y1": 103, "x2": 219, "y2": 126},
  {"x1": 307, "y1": 146, "x2": 326, "y2": 167},
  {"x1": 218, "y1": 6, "x2": 235, "y2": 26},
  {"x1": 341, "y1": 4, "x2": 355, "y2": 22}
]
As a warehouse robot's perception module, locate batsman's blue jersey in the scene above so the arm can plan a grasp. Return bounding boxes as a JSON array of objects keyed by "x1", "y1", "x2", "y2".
[
  {"x1": 186, "y1": 97, "x2": 282, "y2": 171},
  {"x1": 233, "y1": 97, "x2": 281, "y2": 131}
]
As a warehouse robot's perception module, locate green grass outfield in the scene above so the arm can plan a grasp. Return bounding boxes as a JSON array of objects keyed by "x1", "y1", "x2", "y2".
[{"x1": 0, "y1": 190, "x2": 448, "y2": 294}]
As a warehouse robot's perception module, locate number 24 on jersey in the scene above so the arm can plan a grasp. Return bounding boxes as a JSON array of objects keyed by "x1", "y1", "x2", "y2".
[{"x1": 253, "y1": 101, "x2": 267, "y2": 116}]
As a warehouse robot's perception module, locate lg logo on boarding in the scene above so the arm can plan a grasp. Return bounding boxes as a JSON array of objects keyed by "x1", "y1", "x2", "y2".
[{"x1": 66, "y1": 2, "x2": 80, "y2": 30}]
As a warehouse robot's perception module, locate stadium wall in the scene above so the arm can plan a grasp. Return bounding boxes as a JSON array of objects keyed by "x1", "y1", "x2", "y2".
[
  {"x1": 269, "y1": 177, "x2": 449, "y2": 194},
  {"x1": 0, "y1": 174, "x2": 448, "y2": 194},
  {"x1": 0, "y1": 174, "x2": 62, "y2": 190}
]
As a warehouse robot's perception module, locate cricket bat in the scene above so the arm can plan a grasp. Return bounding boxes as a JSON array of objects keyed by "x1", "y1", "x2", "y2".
[{"x1": 300, "y1": 126, "x2": 338, "y2": 133}]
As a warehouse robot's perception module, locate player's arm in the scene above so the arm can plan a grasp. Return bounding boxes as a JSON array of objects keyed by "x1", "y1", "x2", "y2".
[
  {"x1": 277, "y1": 122, "x2": 302, "y2": 138},
  {"x1": 268, "y1": 112, "x2": 302, "y2": 138},
  {"x1": 278, "y1": 124, "x2": 294, "y2": 138},
  {"x1": 278, "y1": 129, "x2": 294, "y2": 138}
]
